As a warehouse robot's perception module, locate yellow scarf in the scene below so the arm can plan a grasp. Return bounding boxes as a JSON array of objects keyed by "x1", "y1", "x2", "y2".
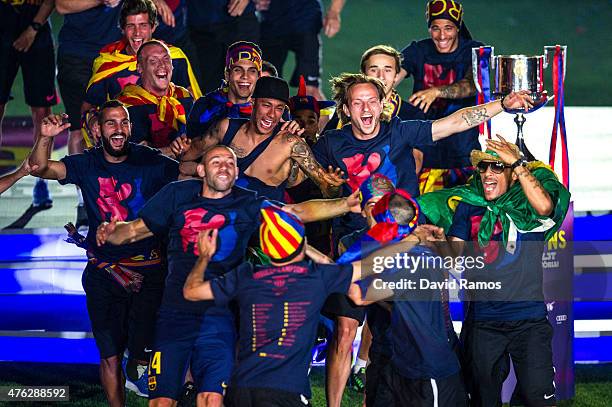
[
  {"x1": 118, "y1": 83, "x2": 190, "y2": 131},
  {"x1": 86, "y1": 39, "x2": 202, "y2": 99}
]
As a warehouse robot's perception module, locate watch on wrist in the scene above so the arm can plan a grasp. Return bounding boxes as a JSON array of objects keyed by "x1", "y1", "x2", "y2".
[
  {"x1": 30, "y1": 22, "x2": 42, "y2": 32},
  {"x1": 511, "y1": 157, "x2": 527, "y2": 170}
]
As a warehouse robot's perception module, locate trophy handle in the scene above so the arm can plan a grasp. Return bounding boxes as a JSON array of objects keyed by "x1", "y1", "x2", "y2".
[
  {"x1": 472, "y1": 46, "x2": 495, "y2": 94},
  {"x1": 544, "y1": 45, "x2": 567, "y2": 80}
]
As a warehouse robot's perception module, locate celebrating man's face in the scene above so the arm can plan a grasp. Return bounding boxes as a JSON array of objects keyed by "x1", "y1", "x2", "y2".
[
  {"x1": 343, "y1": 83, "x2": 383, "y2": 138},
  {"x1": 100, "y1": 106, "x2": 132, "y2": 157}
]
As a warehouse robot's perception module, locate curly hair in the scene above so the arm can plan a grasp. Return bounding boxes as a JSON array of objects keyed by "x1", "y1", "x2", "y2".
[{"x1": 330, "y1": 73, "x2": 386, "y2": 124}]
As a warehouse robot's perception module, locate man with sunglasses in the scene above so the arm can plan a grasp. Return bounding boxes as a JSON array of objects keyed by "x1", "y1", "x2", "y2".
[{"x1": 440, "y1": 135, "x2": 571, "y2": 407}]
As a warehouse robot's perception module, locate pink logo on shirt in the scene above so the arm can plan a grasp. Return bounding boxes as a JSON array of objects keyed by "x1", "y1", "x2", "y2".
[
  {"x1": 96, "y1": 177, "x2": 132, "y2": 221},
  {"x1": 342, "y1": 152, "x2": 381, "y2": 190},
  {"x1": 180, "y1": 208, "x2": 226, "y2": 255}
]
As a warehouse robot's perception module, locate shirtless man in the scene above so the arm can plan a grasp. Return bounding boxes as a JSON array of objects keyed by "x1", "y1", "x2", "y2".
[{"x1": 180, "y1": 76, "x2": 343, "y2": 201}]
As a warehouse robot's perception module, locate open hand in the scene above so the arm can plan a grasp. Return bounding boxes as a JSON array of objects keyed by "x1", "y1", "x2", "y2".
[
  {"x1": 319, "y1": 166, "x2": 345, "y2": 187},
  {"x1": 501, "y1": 90, "x2": 534, "y2": 112},
  {"x1": 484, "y1": 134, "x2": 521, "y2": 165},
  {"x1": 409, "y1": 88, "x2": 440, "y2": 113},
  {"x1": 40, "y1": 114, "x2": 70, "y2": 138}
]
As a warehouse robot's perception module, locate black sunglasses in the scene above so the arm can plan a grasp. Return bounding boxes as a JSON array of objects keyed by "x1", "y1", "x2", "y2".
[{"x1": 477, "y1": 161, "x2": 510, "y2": 174}]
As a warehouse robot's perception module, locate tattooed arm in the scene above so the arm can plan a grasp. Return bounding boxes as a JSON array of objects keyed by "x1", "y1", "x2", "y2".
[
  {"x1": 431, "y1": 90, "x2": 533, "y2": 141},
  {"x1": 289, "y1": 138, "x2": 344, "y2": 198},
  {"x1": 409, "y1": 70, "x2": 476, "y2": 113},
  {"x1": 178, "y1": 118, "x2": 229, "y2": 162}
]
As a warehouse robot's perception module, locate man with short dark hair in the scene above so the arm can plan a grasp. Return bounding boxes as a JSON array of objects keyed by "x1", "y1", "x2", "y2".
[
  {"x1": 117, "y1": 40, "x2": 193, "y2": 157},
  {"x1": 419, "y1": 136, "x2": 571, "y2": 407},
  {"x1": 183, "y1": 76, "x2": 344, "y2": 202},
  {"x1": 95, "y1": 143, "x2": 363, "y2": 406},
  {"x1": 28, "y1": 100, "x2": 179, "y2": 406}
]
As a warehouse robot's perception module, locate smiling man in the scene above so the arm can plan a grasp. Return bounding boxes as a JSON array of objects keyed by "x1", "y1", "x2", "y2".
[
  {"x1": 28, "y1": 100, "x2": 180, "y2": 406},
  {"x1": 186, "y1": 41, "x2": 263, "y2": 139},
  {"x1": 81, "y1": 0, "x2": 200, "y2": 146},
  {"x1": 183, "y1": 76, "x2": 344, "y2": 202},
  {"x1": 117, "y1": 40, "x2": 193, "y2": 157}
]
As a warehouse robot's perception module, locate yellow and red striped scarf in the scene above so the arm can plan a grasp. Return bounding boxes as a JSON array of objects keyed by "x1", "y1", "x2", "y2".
[
  {"x1": 119, "y1": 83, "x2": 190, "y2": 130},
  {"x1": 86, "y1": 38, "x2": 202, "y2": 99}
]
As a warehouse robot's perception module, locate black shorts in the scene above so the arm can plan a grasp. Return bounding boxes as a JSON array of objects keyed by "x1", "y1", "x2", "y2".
[
  {"x1": 0, "y1": 20, "x2": 57, "y2": 106},
  {"x1": 81, "y1": 263, "x2": 164, "y2": 361},
  {"x1": 57, "y1": 53, "x2": 96, "y2": 130},
  {"x1": 321, "y1": 293, "x2": 366, "y2": 324},
  {"x1": 260, "y1": 32, "x2": 321, "y2": 88},
  {"x1": 391, "y1": 369, "x2": 466, "y2": 407},
  {"x1": 225, "y1": 386, "x2": 310, "y2": 407},
  {"x1": 366, "y1": 353, "x2": 394, "y2": 407},
  {"x1": 461, "y1": 318, "x2": 556, "y2": 407}
]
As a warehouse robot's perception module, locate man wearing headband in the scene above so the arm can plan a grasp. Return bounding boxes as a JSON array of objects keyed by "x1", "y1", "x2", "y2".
[
  {"x1": 423, "y1": 135, "x2": 569, "y2": 407},
  {"x1": 117, "y1": 40, "x2": 193, "y2": 158},
  {"x1": 186, "y1": 41, "x2": 262, "y2": 140},
  {"x1": 96, "y1": 144, "x2": 363, "y2": 406},
  {"x1": 182, "y1": 201, "x2": 427, "y2": 407},
  {"x1": 396, "y1": 0, "x2": 484, "y2": 192},
  {"x1": 182, "y1": 76, "x2": 345, "y2": 202},
  {"x1": 348, "y1": 191, "x2": 466, "y2": 407}
]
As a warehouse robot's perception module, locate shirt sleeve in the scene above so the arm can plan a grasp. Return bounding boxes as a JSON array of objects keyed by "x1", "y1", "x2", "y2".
[
  {"x1": 318, "y1": 263, "x2": 353, "y2": 296},
  {"x1": 138, "y1": 182, "x2": 177, "y2": 236},
  {"x1": 210, "y1": 264, "x2": 248, "y2": 307},
  {"x1": 58, "y1": 153, "x2": 89, "y2": 186},
  {"x1": 83, "y1": 79, "x2": 108, "y2": 107},
  {"x1": 447, "y1": 202, "x2": 472, "y2": 241},
  {"x1": 395, "y1": 118, "x2": 434, "y2": 148},
  {"x1": 126, "y1": 106, "x2": 150, "y2": 144}
]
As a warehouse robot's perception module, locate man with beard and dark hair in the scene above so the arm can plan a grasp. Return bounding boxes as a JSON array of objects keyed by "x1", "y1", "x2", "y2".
[
  {"x1": 95, "y1": 144, "x2": 362, "y2": 407},
  {"x1": 29, "y1": 99, "x2": 179, "y2": 406}
]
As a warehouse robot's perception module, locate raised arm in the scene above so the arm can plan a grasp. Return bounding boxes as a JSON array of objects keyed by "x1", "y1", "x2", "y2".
[
  {"x1": 485, "y1": 135, "x2": 553, "y2": 216},
  {"x1": 183, "y1": 229, "x2": 218, "y2": 301},
  {"x1": 30, "y1": 114, "x2": 70, "y2": 180},
  {"x1": 177, "y1": 118, "x2": 228, "y2": 162},
  {"x1": 431, "y1": 91, "x2": 533, "y2": 142},
  {"x1": 96, "y1": 217, "x2": 154, "y2": 246}
]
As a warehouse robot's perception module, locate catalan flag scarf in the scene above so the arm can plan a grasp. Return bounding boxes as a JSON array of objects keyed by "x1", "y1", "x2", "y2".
[{"x1": 119, "y1": 83, "x2": 190, "y2": 131}]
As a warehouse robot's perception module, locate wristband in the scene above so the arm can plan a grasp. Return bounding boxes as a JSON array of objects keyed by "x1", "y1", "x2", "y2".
[
  {"x1": 511, "y1": 157, "x2": 527, "y2": 170},
  {"x1": 30, "y1": 22, "x2": 42, "y2": 32}
]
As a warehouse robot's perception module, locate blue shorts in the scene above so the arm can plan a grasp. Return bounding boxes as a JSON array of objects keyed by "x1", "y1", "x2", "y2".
[{"x1": 148, "y1": 306, "x2": 236, "y2": 400}]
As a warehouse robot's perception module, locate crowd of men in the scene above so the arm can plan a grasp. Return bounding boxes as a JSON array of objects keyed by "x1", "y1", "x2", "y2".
[{"x1": 0, "y1": 0, "x2": 571, "y2": 406}]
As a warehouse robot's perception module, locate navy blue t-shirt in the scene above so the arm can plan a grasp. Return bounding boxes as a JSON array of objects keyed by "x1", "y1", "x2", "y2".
[
  {"x1": 211, "y1": 260, "x2": 352, "y2": 397},
  {"x1": 187, "y1": 0, "x2": 256, "y2": 28},
  {"x1": 59, "y1": 144, "x2": 178, "y2": 262},
  {"x1": 401, "y1": 37, "x2": 484, "y2": 168},
  {"x1": 447, "y1": 202, "x2": 548, "y2": 321},
  {"x1": 126, "y1": 94, "x2": 193, "y2": 148},
  {"x1": 138, "y1": 181, "x2": 266, "y2": 314},
  {"x1": 385, "y1": 246, "x2": 460, "y2": 380},
  {"x1": 259, "y1": 0, "x2": 322, "y2": 37},
  {"x1": 58, "y1": 5, "x2": 122, "y2": 59},
  {"x1": 314, "y1": 117, "x2": 433, "y2": 236}
]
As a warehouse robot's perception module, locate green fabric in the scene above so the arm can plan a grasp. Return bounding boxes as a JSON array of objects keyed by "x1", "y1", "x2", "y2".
[{"x1": 416, "y1": 161, "x2": 571, "y2": 247}]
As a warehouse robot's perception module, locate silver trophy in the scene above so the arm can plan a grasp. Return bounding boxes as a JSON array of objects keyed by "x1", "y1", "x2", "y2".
[{"x1": 472, "y1": 46, "x2": 567, "y2": 158}]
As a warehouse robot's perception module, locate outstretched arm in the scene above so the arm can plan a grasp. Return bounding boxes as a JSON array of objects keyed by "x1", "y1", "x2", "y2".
[
  {"x1": 177, "y1": 118, "x2": 228, "y2": 162},
  {"x1": 30, "y1": 114, "x2": 70, "y2": 180},
  {"x1": 291, "y1": 141, "x2": 345, "y2": 198},
  {"x1": 431, "y1": 91, "x2": 533, "y2": 141},
  {"x1": 96, "y1": 217, "x2": 154, "y2": 246},
  {"x1": 183, "y1": 229, "x2": 218, "y2": 301},
  {"x1": 283, "y1": 189, "x2": 360, "y2": 223},
  {"x1": 0, "y1": 159, "x2": 38, "y2": 195}
]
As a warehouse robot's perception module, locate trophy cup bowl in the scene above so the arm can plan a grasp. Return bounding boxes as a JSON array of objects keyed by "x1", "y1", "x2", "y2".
[{"x1": 493, "y1": 54, "x2": 550, "y2": 114}]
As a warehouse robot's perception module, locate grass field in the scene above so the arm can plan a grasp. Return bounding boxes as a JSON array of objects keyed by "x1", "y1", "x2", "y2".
[
  {"x1": 4, "y1": 0, "x2": 612, "y2": 117},
  {"x1": 0, "y1": 362, "x2": 611, "y2": 406}
]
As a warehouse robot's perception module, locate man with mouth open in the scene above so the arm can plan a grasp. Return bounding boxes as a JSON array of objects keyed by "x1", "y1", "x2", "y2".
[
  {"x1": 94, "y1": 144, "x2": 363, "y2": 407},
  {"x1": 118, "y1": 40, "x2": 193, "y2": 158},
  {"x1": 417, "y1": 136, "x2": 571, "y2": 407},
  {"x1": 182, "y1": 76, "x2": 345, "y2": 202},
  {"x1": 186, "y1": 41, "x2": 263, "y2": 139},
  {"x1": 81, "y1": 0, "x2": 200, "y2": 148},
  {"x1": 28, "y1": 100, "x2": 180, "y2": 407}
]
